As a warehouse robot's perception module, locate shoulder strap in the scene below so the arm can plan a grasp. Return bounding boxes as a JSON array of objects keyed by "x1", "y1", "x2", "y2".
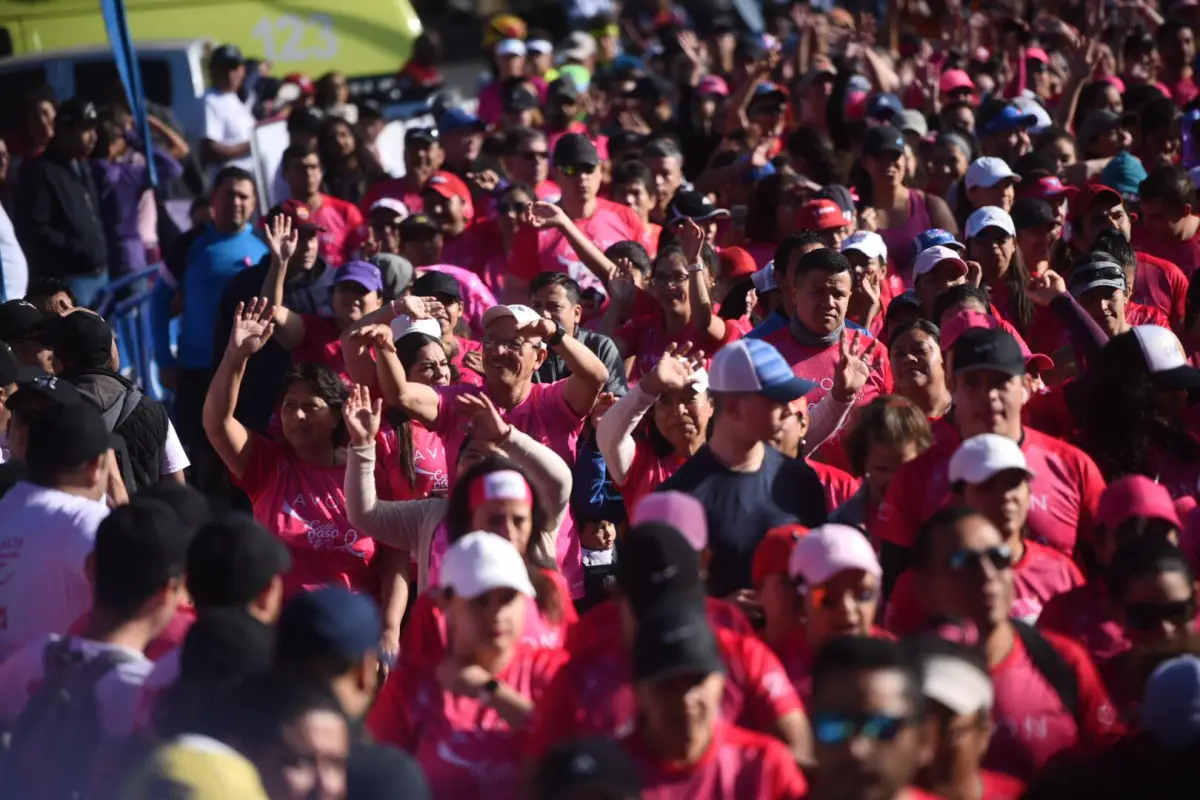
[
  {"x1": 113, "y1": 384, "x2": 144, "y2": 429},
  {"x1": 1012, "y1": 619, "x2": 1079, "y2": 720}
]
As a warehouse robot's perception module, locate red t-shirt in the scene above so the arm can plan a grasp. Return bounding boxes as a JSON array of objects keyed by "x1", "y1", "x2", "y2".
[
  {"x1": 624, "y1": 721, "x2": 807, "y2": 800},
  {"x1": 875, "y1": 424, "x2": 1106, "y2": 556},
  {"x1": 441, "y1": 223, "x2": 500, "y2": 278},
  {"x1": 988, "y1": 283, "x2": 1068, "y2": 357},
  {"x1": 884, "y1": 540, "x2": 1084, "y2": 636},
  {"x1": 366, "y1": 643, "x2": 566, "y2": 800},
  {"x1": 985, "y1": 628, "x2": 1123, "y2": 782},
  {"x1": 1022, "y1": 385, "x2": 1077, "y2": 442},
  {"x1": 1132, "y1": 251, "x2": 1188, "y2": 328},
  {"x1": 507, "y1": 198, "x2": 644, "y2": 292},
  {"x1": 1038, "y1": 581, "x2": 1129, "y2": 664},
  {"x1": 527, "y1": 628, "x2": 803, "y2": 761},
  {"x1": 450, "y1": 338, "x2": 484, "y2": 388},
  {"x1": 295, "y1": 314, "x2": 349, "y2": 381},
  {"x1": 1126, "y1": 301, "x2": 1172, "y2": 328},
  {"x1": 564, "y1": 596, "x2": 753, "y2": 657},
  {"x1": 806, "y1": 459, "x2": 862, "y2": 514},
  {"x1": 617, "y1": 441, "x2": 686, "y2": 517},
  {"x1": 981, "y1": 770, "x2": 1027, "y2": 799},
  {"x1": 1134, "y1": 225, "x2": 1200, "y2": 279},
  {"x1": 616, "y1": 314, "x2": 742, "y2": 383},
  {"x1": 313, "y1": 194, "x2": 366, "y2": 267},
  {"x1": 231, "y1": 435, "x2": 377, "y2": 595}
]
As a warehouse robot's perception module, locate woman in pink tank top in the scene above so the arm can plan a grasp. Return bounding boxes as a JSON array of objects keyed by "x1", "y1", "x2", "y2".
[{"x1": 860, "y1": 125, "x2": 958, "y2": 286}]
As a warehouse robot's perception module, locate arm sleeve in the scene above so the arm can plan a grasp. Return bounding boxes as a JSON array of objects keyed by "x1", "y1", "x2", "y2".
[
  {"x1": 803, "y1": 395, "x2": 854, "y2": 458},
  {"x1": 1048, "y1": 293, "x2": 1109, "y2": 369},
  {"x1": 150, "y1": 146, "x2": 185, "y2": 183},
  {"x1": 500, "y1": 428, "x2": 573, "y2": 566},
  {"x1": 344, "y1": 444, "x2": 444, "y2": 551},
  {"x1": 595, "y1": 384, "x2": 656, "y2": 484}
]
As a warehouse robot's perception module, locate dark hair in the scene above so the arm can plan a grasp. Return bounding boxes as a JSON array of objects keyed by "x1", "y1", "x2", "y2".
[
  {"x1": 843, "y1": 396, "x2": 933, "y2": 477},
  {"x1": 887, "y1": 318, "x2": 940, "y2": 349},
  {"x1": 383, "y1": 333, "x2": 448, "y2": 489},
  {"x1": 1074, "y1": 83, "x2": 1119, "y2": 132},
  {"x1": 287, "y1": 109, "x2": 323, "y2": 138},
  {"x1": 228, "y1": 675, "x2": 345, "y2": 755},
  {"x1": 24, "y1": 277, "x2": 76, "y2": 311},
  {"x1": 278, "y1": 362, "x2": 349, "y2": 447},
  {"x1": 652, "y1": 245, "x2": 688, "y2": 276},
  {"x1": 747, "y1": 171, "x2": 804, "y2": 244},
  {"x1": 611, "y1": 159, "x2": 654, "y2": 192},
  {"x1": 93, "y1": 112, "x2": 127, "y2": 160},
  {"x1": 1141, "y1": 97, "x2": 1181, "y2": 138},
  {"x1": 317, "y1": 116, "x2": 385, "y2": 186},
  {"x1": 282, "y1": 143, "x2": 319, "y2": 171},
  {"x1": 1108, "y1": 537, "x2": 1194, "y2": 601},
  {"x1": 92, "y1": 499, "x2": 187, "y2": 617},
  {"x1": 503, "y1": 126, "x2": 546, "y2": 154},
  {"x1": 792, "y1": 247, "x2": 850, "y2": 281},
  {"x1": 1139, "y1": 165, "x2": 1194, "y2": 212},
  {"x1": 774, "y1": 230, "x2": 824, "y2": 281},
  {"x1": 914, "y1": 505, "x2": 987, "y2": 571},
  {"x1": 530, "y1": 271, "x2": 582, "y2": 306},
  {"x1": 811, "y1": 636, "x2": 925, "y2": 718},
  {"x1": 605, "y1": 240, "x2": 652, "y2": 277},
  {"x1": 313, "y1": 71, "x2": 345, "y2": 108},
  {"x1": 1090, "y1": 230, "x2": 1137, "y2": 271},
  {"x1": 212, "y1": 166, "x2": 255, "y2": 194},
  {"x1": 786, "y1": 126, "x2": 841, "y2": 186},
  {"x1": 971, "y1": 234, "x2": 1034, "y2": 335},
  {"x1": 932, "y1": 283, "x2": 993, "y2": 327}
]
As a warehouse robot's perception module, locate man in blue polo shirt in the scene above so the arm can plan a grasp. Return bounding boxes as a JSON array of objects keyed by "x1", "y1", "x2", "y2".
[{"x1": 151, "y1": 165, "x2": 266, "y2": 495}]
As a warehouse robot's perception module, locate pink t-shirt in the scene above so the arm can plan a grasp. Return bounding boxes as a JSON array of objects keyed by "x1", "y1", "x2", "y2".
[
  {"x1": 507, "y1": 198, "x2": 644, "y2": 292},
  {"x1": 423, "y1": 264, "x2": 498, "y2": 339},
  {"x1": 367, "y1": 642, "x2": 565, "y2": 800},
  {"x1": 232, "y1": 435, "x2": 377, "y2": 595},
  {"x1": 807, "y1": 459, "x2": 862, "y2": 514},
  {"x1": 295, "y1": 314, "x2": 349, "y2": 381},
  {"x1": 616, "y1": 314, "x2": 743, "y2": 383},
  {"x1": 478, "y1": 77, "x2": 548, "y2": 124},
  {"x1": 876, "y1": 424, "x2": 1107, "y2": 556},
  {"x1": 450, "y1": 338, "x2": 484, "y2": 387},
  {"x1": 618, "y1": 442, "x2": 686, "y2": 517},
  {"x1": 378, "y1": 421, "x2": 448, "y2": 502},
  {"x1": 1133, "y1": 251, "x2": 1188, "y2": 328},
  {"x1": 441, "y1": 223, "x2": 501, "y2": 278},
  {"x1": 313, "y1": 194, "x2": 366, "y2": 267},
  {"x1": 1126, "y1": 301, "x2": 1172, "y2": 328}
]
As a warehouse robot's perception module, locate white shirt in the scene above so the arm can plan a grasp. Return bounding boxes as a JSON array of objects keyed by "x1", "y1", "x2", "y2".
[
  {"x1": 203, "y1": 88, "x2": 256, "y2": 179},
  {"x1": 0, "y1": 482, "x2": 109, "y2": 662},
  {"x1": 0, "y1": 203, "x2": 28, "y2": 302},
  {"x1": 134, "y1": 645, "x2": 181, "y2": 729},
  {"x1": 161, "y1": 421, "x2": 190, "y2": 476},
  {"x1": 0, "y1": 635, "x2": 152, "y2": 738}
]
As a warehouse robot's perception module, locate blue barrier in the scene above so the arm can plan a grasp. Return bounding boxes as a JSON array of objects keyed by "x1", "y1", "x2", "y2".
[{"x1": 93, "y1": 265, "x2": 162, "y2": 402}]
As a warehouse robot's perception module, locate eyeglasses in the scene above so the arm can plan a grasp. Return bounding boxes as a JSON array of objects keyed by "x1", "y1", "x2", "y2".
[
  {"x1": 498, "y1": 200, "x2": 531, "y2": 216},
  {"x1": 650, "y1": 272, "x2": 689, "y2": 288},
  {"x1": 482, "y1": 335, "x2": 532, "y2": 352},
  {"x1": 1124, "y1": 598, "x2": 1195, "y2": 631},
  {"x1": 812, "y1": 712, "x2": 912, "y2": 745},
  {"x1": 947, "y1": 544, "x2": 1014, "y2": 572},
  {"x1": 518, "y1": 150, "x2": 549, "y2": 162},
  {"x1": 560, "y1": 163, "x2": 598, "y2": 177}
]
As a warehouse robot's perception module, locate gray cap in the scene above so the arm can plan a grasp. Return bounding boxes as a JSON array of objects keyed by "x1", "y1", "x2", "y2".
[
  {"x1": 1142, "y1": 655, "x2": 1200, "y2": 749},
  {"x1": 899, "y1": 108, "x2": 929, "y2": 138},
  {"x1": 371, "y1": 253, "x2": 414, "y2": 301},
  {"x1": 1078, "y1": 109, "x2": 1122, "y2": 145}
]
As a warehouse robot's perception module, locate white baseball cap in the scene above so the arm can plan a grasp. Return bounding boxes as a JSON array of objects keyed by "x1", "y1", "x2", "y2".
[
  {"x1": 912, "y1": 245, "x2": 968, "y2": 280},
  {"x1": 924, "y1": 654, "x2": 994, "y2": 715},
  {"x1": 495, "y1": 38, "x2": 527, "y2": 58},
  {"x1": 965, "y1": 206, "x2": 1017, "y2": 240},
  {"x1": 526, "y1": 39, "x2": 553, "y2": 55},
  {"x1": 751, "y1": 260, "x2": 778, "y2": 294},
  {"x1": 840, "y1": 230, "x2": 888, "y2": 263},
  {"x1": 369, "y1": 198, "x2": 410, "y2": 221},
  {"x1": 948, "y1": 433, "x2": 1035, "y2": 484},
  {"x1": 482, "y1": 303, "x2": 544, "y2": 330},
  {"x1": 390, "y1": 315, "x2": 442, "y2": 341},
  {"x1": 1133, "y1": 325, "x2": 1200, "y2": 391},
  {"x1": 440, "y1": 531, "x2": 536, "y2": 599},
  {"x1": 965, "y1": 157, "x2": 1020, "y2": 190},
  {"x1": 788, "y1": 524, "x2": 882, "y2": 585}
]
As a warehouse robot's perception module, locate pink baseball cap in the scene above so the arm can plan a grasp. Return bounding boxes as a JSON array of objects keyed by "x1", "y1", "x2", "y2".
[
  {"x1": 1025, "y1": 47, "x2": 1050, "y2": 64},
  {"x1": 787, "y1": 524, "x2": 881, "y2": 586},
  {"x1": 1098, "y1": 475, "x2": 1183, "y2": 530},
  {"x1": 696, "y1": 74, "x2": 730, "y2": 97},
  {"x1": 633, "y1": 491, "x2": 708, "y2": 551},
  {"x1": 939, "y1": 69, "x2": 976, "y2": 95},
  {"x1": 940, "y1": 310, "x2": 1054, "y2": 372},
  {"x1": 1019, "y1": 175, "x2": 1078, "y2": 202}
]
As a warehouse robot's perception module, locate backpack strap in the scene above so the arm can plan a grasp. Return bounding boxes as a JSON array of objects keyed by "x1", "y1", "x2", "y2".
[
  {"x1": 112, "y1": 384, "x2": 144, "y2": 429},
  {"x1": 1012, "y1": 619, "x2": 1079, "y2": 720}
]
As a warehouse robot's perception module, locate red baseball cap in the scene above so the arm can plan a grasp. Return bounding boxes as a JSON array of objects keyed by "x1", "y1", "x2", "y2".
[
  {"x1": 1069, "y1": 183, "x2": 1122, "y2": 223},
  {"x1": 752, "y1": 524, "x2": 810, "y2": 586},
  {"x1": 797, "y1": 199, "x2": 852, "y2": 231},
  {"x1": 1020, "y1": 175, "x2": 1079, "y2": 203},
  {"x1": 282, "y1": 72, "x2": 315, "y2": 95},
  {"x1": 423, "y1": 171, "x2": 476, "y2": 222},
  {"x1": 939, "y1": 69, "x2": 976, "y2": 95},
  {"x1": 1097, "y1": 475, "x2": 1183, "y2": 531},
  {"x1": 719, "y1": 247, "x2": 757, "y2": 281}
]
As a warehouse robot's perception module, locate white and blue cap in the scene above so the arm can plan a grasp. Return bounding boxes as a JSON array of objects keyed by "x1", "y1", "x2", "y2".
[
  {"x1": 1142, "y1": 655, "x2": 1200, "y2": 749},
  {"x1": 751, "y1": 260, "x2": 778, "y2": 294},
  {"x1": 708, "y1": 339, "x2": 815, "y2": 403},
  {"x1": 913, "y1": 228, "x2": 966, "y2": 257}
]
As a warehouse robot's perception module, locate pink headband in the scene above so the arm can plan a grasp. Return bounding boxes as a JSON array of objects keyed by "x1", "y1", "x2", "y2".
[{"x1": 468, "y1": 470, "x2": 534, "y2": 512}]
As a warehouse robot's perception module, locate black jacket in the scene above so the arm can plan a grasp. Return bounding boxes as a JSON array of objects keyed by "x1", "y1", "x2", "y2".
[
  {"x1": 69, "y1": 369, "x2": 169, "y2": 492},
  {"x1": 15, "y1": 148, "x2": 109, "y2": 279}
]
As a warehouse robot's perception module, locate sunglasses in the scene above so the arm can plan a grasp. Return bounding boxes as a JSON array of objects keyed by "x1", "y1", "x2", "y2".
[
  {"x1": 560, "y1": 163, "x2": 598, "y2": 177},
  {"x1": 518, "y1": 150, "x2": 549, "y2": 162},
  {"x1": 1124, "y1": 599, "x2": 1195, "y2": 631},
  {"x1": 947, "y1": 544, "x2": 1014, "y2": 572},
  {"x1": 498, "y1": 200, "x2": 531, "y2": 216},
  {"x1": 812, "y1": 712, "x2": 912, "y2": 745}
]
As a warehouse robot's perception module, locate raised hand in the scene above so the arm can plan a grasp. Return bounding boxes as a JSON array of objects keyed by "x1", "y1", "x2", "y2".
[
  {"x1": 590, "y1": 391, "x2": 618, "y2": 427},
  {"x1": 455, "y1": 392, "x2": 511, "y2": 442},
  {"x1": 349, "y1": 324, "x2": 396, "y2": 354},
  {"x1": 516, "y1": 316, "x2": 557, "y2": 342},
  {"x1": 461, "y1": 348, "x2": 485, "y2": 377},
  {"x1": 642, "y1": 344, "x2": 702, "y2": 395},
  {"x1": 675, "y1": 218, "x2": 707, "y2": 265},
  {"x1": 610, "y1": 258, "x2": 638, "y2": 305},
  {"x1": 525, "y1": 201, "x2": 570, "y2": 231},
  {"x1": 1024, "y1": 270, "x2": 1068, "y2": 308},
  {"x1": 832, "y1": 328, "x2": 880, "y2": 403},
  {"x1": 344, "y1": 383, "x2": 382, "y2": 447},
  {"x1": 393, "y1": 295, "x2": 446, "y2": 322},
  {"x1": 965, "y1": 260, "x2": 983, "y2": 288},
  {"x1": 229, "y1": 298, "x2": 276, "y2": 357},
  {"x1": 265, "y1": 214, "x2": 299, "y2": 264}
]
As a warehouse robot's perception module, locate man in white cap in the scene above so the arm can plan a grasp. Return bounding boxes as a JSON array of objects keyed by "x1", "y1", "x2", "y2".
[{"x1": 840, "y1": 230, "x2": 891, "y2": 336}]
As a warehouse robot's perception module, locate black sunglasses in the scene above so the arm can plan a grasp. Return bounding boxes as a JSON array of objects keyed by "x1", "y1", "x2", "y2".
[
  {"x1": 947, "y1": 544, "x2": 1014, "y2": 572},
  {"x1": 1124, "y1": 599, "x2": 1195, "y2": 631}
]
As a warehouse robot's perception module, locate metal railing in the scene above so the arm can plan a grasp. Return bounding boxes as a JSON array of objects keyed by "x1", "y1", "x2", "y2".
[{"x1": 92, "y1": 265, "x2": 162, "y2": 401}]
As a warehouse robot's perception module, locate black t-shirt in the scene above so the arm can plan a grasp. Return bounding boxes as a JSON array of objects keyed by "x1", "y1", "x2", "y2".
[{"x1": 657, "y1": 445, "x2": 826, "y2": 597}]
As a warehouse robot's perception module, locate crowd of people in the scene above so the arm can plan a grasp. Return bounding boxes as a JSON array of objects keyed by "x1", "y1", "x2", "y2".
[{"x1": 8, "y1": 0, "x2": 1200, "y2": 798}]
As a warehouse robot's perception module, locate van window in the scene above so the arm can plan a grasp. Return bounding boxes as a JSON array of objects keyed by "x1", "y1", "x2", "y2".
[
  {"x1": 0, "y1": 67, "x2": 49, "y2": 136},
  {"x1": 0, "y1": 27, "x2": 13, "y2": 58},
  {"x1": 72, "y1": 58, "x2": 173, "y2": 107}
]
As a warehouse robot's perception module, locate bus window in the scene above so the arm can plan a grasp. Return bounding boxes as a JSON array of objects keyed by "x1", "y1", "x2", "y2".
[
  {"x1": 72, "y1": 58, "x2": 172, "y2": 107},
  {"x1": 0, "y1": 27, "x2": 13, "y2": 58},
  {"x1": 0, "y1": 68, "x2": 49, "y2": 136}
]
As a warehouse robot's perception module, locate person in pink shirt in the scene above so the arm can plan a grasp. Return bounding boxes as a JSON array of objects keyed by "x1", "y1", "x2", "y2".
[
  {"x1": 505, "y1": 134, "x2": 643, "y2": 301},
  {"x1": 410, "y1": 270, "x2": 483, "y2": 387},
  {"x1": 279, "y1": 145, "x2": 365, "y2": 267},
  {"x1": 886, "y1": 435, "x2": 1084, "y2": 637},
  {"x1": 473, "y1": 183, "x2": 537, "y2": 297},
  {"x1": 478, "y1": 39, "x2": 546, "y2": 125},
  {"x1": 366, "y1": 533, "x2": 567, "y2": 800},
  {"x1": 420, "y1": 169, "x2": 495, "y2": 275},
  {"x1": 1134, "y1": 164, "x2": 1200, "y2": 278},
  {"x1": 359, "y1": 126, "x2": 442, "y2": 213},
  {"x1": 611, "y1": 161, "x2": 662, "y2": 256},
  {"x1": 1156, "y1": 21, "x2": 1199, "y2": 106}
]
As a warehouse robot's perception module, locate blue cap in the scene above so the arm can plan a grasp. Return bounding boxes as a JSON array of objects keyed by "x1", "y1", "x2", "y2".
[
  {"x1": 866, "y1": 92, "x2": 904, "y2": 121},
  {"x1": 438, "y1": 107, "x2": 486, "y2": 134},
  {"x1": 745, "y1": 160, "x2": 777, "y2": 182},
  {"x1": 978, "y1": 105, "x2": 1038, "y2": 136},
  {"x1": 1099, "y1": 150, "x2": 1149, "y2": 198},
  {"x1": 707, "y1": 339, "x2": 815, "y2": 403},
  {"x1": 276, "y1": 587, "x2": 382, "y2": 662},
  {"x1": 1142, "y1": 655, "x2": 1200, "y2": 749},
  {"x1": 912, "y1": 228, "x2": 967, "y2": 258}
]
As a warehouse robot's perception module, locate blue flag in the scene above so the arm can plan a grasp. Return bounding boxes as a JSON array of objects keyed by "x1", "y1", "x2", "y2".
[{"x1": 99, "y1": 0, "x2": 157, "y2": 186}]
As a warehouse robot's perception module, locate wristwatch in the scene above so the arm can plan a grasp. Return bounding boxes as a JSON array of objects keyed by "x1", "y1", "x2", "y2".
[
  {"x1": 478, "y1": 678, "x2": 501, "y2": 702},
  {"x1": 686, "y1": 262, "x2": 705, "y2": 273},
  {"x1": 546, "y1": 321, "x2": 567, "y2": 347}
]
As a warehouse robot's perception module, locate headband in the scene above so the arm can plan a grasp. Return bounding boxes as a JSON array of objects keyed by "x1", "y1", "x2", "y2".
[{"x1": 468, "y1": 469, "x2": 534, "y2": 513}]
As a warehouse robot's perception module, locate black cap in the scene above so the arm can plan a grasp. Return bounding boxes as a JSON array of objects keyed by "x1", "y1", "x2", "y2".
[
  {"x1": 6, "y1": 374, "x2": 83, "y2": 416},
  {"x1": 179, "y1": 608, "x2": 275, "y2": 686},
  {"x1": 535, "y1": 737, "x2": 641, "y2": 800},
  {"x1": 56, "y1": 98, "x2": 99, "y2": 129},
  {"x1": 94, "y1": 498, "x2": 193, "y2": 604},
  {"x1": 400, "y1": 213, "x2": 440, "y2": 235},
  {"x1": 816, "y1": 184, "x2": 857, "y2": 217},
  {"x1": 735, "y1": 35, "x2": 768, "y2": 63},
  {"x1": 276, "y1": 587, "x2": 382, "y2": 663},
  {"x1": 44, "y1": 311, "x2": 113, "y2": 371},
  {"x1": 547, "y1": 77, "x2": 580, "y2": 103},
  {"x1": 553, "y1": 133, "x2": 600, "y2": 168},
  {"x1": 405, "y1": 126, "x2": 439, "y2": 145},
  {"x1": 607, "y1": 130, "x2": 646, "y2": 155},
  {"x1": 0, "y1": 300, "x2": 51, "y2": 343},
  {"x1": 25, "y1": 401, "x2": 112, "y2": 471},
  {"x1": 1068, "y1": 257, "x2": 1128, "y2": 298},
  {"x1": 504, "y1": 83, "x2": 541, "y2": 112},
  {"x1": 863, "y1": 124, "x2": 907, "y2": 157},
  {"x1": 412, "y1": 270, "x2": 461, "y2": 300},
  {"x1": 1010, "y1": 197, "x2": 1056, "y2": 231},
  {"x1": 133, "y1": 482, "x2": 212, "y2": 531},
  {"x1": 347, "y1": 744, "x2": 432, "y2": 800},
  {"x1": 632, "y1": 597, "x2": 726, "y2": 684},
  {"x1": 187, "y1": 512, "x2": 291, "y2": 608},
  {"x1": 633, "y1": 75, "x2": 676, "y2": 105},
  {"x1": 210, "y1": 43, "x2": 245, "y2": 67},
  {"x1": 669, "y1": 190, "x2": 731, "y2": 223},
  {"x1": 951, "y1": 327, "x2": 1026, "y2": 377},
  {"x1": 615, "y1": 522, "x2": 703, "y2": 613},
  {"x1": 0, "y1": 344, "x2": 43, "y2": 387}
]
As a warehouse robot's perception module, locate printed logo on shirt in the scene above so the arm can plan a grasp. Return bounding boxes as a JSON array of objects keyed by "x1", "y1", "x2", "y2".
[
  {"x1": 0, "y1": 536, "x2": 24, "y2": 587},
  {"x1": 282, "y1": 496, "x2": 366, "y2": 558}
]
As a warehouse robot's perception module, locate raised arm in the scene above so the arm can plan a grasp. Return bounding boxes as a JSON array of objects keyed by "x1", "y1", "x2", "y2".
[
  {"x1": 261, "y1": 215, "x2": 308, "y2": 349},
  {"x1": 202, "y1": 299, "x2": 276, "y2": 480},
  {"x1": 517, "y1": 316, "x2": 607, "y2": 416},
  {"x1": 679, "y1": 220, "x2": 726, "y2": 343},
  {"x1": 523, "y1": 202, "x2": 619, "y2": 285}
]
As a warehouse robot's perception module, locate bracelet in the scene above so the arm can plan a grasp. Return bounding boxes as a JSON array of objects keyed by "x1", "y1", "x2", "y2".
[{"x1": 687, "y1": 262, "x2": 704, "y2": 273}]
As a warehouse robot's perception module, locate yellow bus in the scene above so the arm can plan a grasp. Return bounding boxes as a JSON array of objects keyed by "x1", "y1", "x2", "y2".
[{"x1": 0, "y1": 0, "x2": 423, "y2": 80}]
